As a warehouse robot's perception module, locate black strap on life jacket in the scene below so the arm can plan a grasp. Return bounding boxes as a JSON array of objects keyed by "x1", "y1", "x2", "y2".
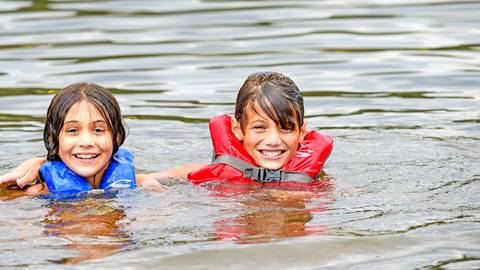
[{"x1": 212, "y1": 154, "x2": 314, "y2": 183}]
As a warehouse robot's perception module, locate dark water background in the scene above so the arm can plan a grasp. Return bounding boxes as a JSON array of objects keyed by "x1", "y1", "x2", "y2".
[{"x1": 0, "y1": 0, "x2": 479, "y2": 269}]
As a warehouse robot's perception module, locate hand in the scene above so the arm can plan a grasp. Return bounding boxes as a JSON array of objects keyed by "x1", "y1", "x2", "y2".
[
  {"x1": 136, "y1": 173, "x2": 166, "y2": 192},
  {"x1": 0, "y1": 157, "x2": 46, "y2": 188}
]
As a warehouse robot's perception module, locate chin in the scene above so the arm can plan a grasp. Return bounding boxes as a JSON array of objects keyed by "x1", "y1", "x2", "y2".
[
  {"x1": 258, "y1": 161, "x2": 284, "y2": 170},
  {"x1": 72, "y1": 168, "x2": 99, "y2": 178}
]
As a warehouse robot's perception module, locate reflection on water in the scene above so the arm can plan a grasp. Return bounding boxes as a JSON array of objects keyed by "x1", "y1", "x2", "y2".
[
  {"x1": 42, "y1": 194, "x2": 132, "y2": 264},
  {"x1": 0, "y1": 189, "x2": 133, "y2": 264},
  {"x1": 215, "y1": 189, "x2": 330, "y2": 244},
  {"x1": 0, "y1": 0, "x2": 479, "y2": 269},
  {"x1": 0, "y1": 183, "x2": 30, "y2": 200}
]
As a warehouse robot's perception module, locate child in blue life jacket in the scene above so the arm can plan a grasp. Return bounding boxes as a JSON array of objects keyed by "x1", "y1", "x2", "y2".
[
  {"x1": 0, "y1": 82, "x2": 161, "y2": 195},
  {"x1": 1, "y1": 72, "x2": 333, "y2": 189}
]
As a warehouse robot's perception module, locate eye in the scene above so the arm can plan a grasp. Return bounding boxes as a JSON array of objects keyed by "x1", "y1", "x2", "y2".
[
  {"x1": 252, "y1": 125, "x2": 266, "y2": 131},
  {"x1": 280, "y1": 128, "x2": 294, "y2": 134},
  {"x1": 66, "y1": 128, "x2": 78, "y2": 135},
  {"x1": 93, "y1": 127, "x2": 105, "y2": 134}
]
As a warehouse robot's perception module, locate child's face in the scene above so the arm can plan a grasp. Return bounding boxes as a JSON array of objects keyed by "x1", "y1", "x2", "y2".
[
  {"x1": 232, "y1": 106, "x2": 307, "y2": 170},
  {"x1": 58, "y1": 100, "x2": 114, "y2": 183}
]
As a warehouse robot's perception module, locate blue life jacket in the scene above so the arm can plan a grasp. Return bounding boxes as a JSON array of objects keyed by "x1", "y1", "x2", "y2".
[{"x1": 39, "y1": 148, "x2": 136, "y2": 194}]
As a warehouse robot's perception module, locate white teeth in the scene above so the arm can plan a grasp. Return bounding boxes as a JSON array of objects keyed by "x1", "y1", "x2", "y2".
[
  {"x1": 261, "y1": 150, "x2": 282, "y2": 157},
  {"x1": 74, "y1": 154, "x2": 98, "y2": 159}
]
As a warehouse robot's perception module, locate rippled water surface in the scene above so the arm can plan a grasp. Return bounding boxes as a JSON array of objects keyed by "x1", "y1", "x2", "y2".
[{"x1": 0, "y1": 0, "x2": 479, "y2": 269}]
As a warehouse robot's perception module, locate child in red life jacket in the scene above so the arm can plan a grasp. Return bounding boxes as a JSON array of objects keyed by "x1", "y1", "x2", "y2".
[{"x1": 187, "y1": 72, "x2": 333, "y2": 188}]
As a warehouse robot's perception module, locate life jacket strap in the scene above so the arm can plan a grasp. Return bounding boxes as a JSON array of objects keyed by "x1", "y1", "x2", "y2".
[{"x1": 212, "y1": 154, "x2": 314, "y2": 183}]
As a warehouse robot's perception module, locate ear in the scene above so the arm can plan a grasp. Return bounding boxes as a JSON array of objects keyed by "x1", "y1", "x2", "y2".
[
  {"x1": 299, "y1": 122, "x2": 307, "y2": 144},
  {"x1": 231, "y1": 117, "x2": 244, "y2": 141}
]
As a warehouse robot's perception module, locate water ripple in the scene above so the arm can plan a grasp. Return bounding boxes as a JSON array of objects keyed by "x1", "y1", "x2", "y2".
[{"x1": 0, "y1": 0, "x2": 479, "y2": 268}]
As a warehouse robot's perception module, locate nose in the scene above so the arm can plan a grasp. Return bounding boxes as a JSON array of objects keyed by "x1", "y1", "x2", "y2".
[
  {"x1": 264, "y1": 128, "x2": 282, "y2": 146},
  {"x1": 79, "y1": 130, "x2": 95, "y2": 147}
]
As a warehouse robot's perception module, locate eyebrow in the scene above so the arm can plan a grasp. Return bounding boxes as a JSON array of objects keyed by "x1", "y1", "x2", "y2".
[
  {"x1": 249, "y1": 119, "x2": 267, "y2": 125},
  {"x1": 63, "y1": 120, "x2": 107, "y2": 124}
]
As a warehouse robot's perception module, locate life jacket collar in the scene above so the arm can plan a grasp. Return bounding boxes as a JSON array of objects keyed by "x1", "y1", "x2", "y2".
[{"x1": 40, "y1": 148, "x2": 136, "y2": 195}]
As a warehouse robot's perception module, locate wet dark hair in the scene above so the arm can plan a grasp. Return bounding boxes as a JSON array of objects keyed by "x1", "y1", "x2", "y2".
[
  {"x1": 234, "y1": 72, "x2": 304, "y2": 131},
  {"x1": 43, "y1": 82, "x2": 126, "y2": 161}
]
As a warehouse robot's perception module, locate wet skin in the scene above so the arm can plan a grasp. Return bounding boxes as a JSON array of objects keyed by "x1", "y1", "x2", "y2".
[
  {"x1": 58, "y1": 100, "x2": 114, "y2": 188},
  {"x1": 231, "y1": 106, "x2": 307, "y2": 170}
]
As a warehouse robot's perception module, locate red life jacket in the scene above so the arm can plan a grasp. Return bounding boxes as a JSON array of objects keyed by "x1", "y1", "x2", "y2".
[{"x1": 188, "y1": 114, "x2": 333, "y2": 188}]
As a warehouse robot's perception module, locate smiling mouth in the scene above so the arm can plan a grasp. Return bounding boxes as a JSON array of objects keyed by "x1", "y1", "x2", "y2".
[
  {"x1": 73, "y1": 153, "x2": 100, "y2": 160},
  {"x1": 260, "y1": 150, "x2": 285, "y2": 158}
]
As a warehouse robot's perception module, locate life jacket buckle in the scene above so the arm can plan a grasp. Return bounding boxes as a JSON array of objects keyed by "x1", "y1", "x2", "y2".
[
  {"x1": 246, "y1": 168, "x2": 282, "y2": 183},
  {"x1": 263, "y1": 169, "x2": 282, "y2": 183}
]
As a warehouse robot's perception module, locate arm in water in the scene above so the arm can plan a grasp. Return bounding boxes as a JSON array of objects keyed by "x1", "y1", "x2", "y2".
[
  {"x1": 0, "y1": 157, "x2": 47, "y2": 199},
  {"x1": 0, "y1": 157, "x2": 46, "y2": 188},
  {"x1": 137, "y1": 163, "x2": 206, "y2": 184},
  {"x1": 0, "y1": 157, "x2": 178, "y2": 193}
]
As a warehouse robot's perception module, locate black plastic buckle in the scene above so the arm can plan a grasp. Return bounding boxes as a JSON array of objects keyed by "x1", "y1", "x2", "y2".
[{"x1": 247, "y1": 168, "x2": 282, "y2": 183}]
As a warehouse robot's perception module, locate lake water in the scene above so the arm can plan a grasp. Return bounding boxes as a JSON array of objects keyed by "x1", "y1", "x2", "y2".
[{"x1": 0, "y1": 0, "x2": 479, "y2": 269}]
